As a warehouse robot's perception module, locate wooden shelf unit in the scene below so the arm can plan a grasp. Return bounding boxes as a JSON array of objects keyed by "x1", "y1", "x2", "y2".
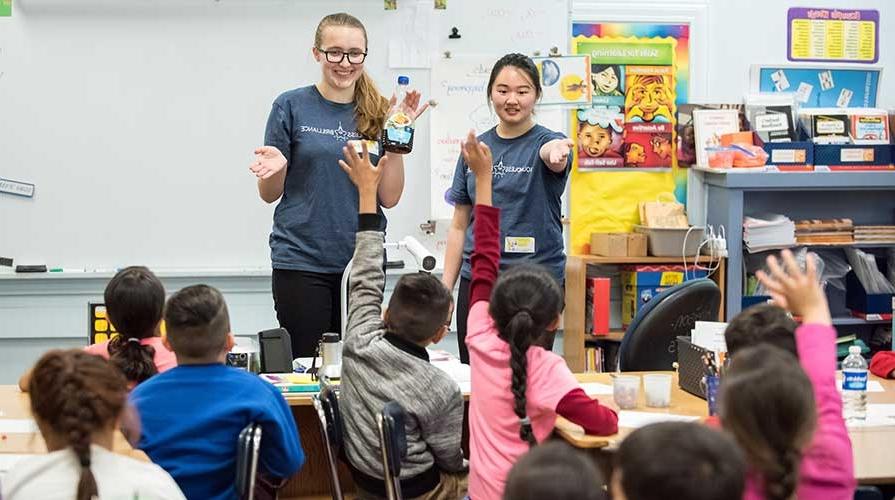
[{"x1": 563, "y1": 254, "x2": 726, "y2": 372}]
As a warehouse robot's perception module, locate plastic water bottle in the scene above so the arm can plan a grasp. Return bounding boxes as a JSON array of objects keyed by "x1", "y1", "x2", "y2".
[
  {"x1": 381, "y1": 76, "x2": 415, "y2": 154},
  {"x1": 842, "y1": 345, "x2": 868, "y2": 421}
]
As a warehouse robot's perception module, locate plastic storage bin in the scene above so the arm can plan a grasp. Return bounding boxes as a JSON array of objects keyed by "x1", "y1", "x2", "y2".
[{"x1": 634, "y1": 225, "x2": 705, "y2": 257}]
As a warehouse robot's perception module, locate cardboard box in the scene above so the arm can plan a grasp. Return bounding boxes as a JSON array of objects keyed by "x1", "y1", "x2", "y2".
[
  {"x1": 621, "y1": 265, "x2": 709, "y2": 327},
  {"x1": 590, "y1": 233, "x2": 647, "y2": 257}
]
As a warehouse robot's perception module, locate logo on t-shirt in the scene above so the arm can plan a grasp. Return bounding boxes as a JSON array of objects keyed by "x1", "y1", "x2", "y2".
[
  {"x1": 299, "y1": 122, "x2": 361, "y2": 142},
  {"x1": 491, "y1": 160, "x2": 533, "y2": 178}
]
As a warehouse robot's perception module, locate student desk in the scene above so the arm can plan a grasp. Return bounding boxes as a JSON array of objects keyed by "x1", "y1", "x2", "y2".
[
  {"x1": 0, "y1": 386, "x2": 146, "y2": 464},
  {"x1": 555, "y1": 372, "x2": 895, "y2": 485}
]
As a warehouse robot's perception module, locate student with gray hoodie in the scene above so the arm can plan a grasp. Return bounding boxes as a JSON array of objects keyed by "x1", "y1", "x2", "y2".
[{"x1": 337, "y1": 142, "x2": 468, "y2": 500}]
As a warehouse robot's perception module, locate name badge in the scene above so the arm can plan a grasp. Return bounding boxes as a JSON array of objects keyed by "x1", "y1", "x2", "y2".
[
  {"x1": 348, "y1": 140, "x2": 381, "y2": 157},
  {"x1": 505, "y1": 236, "x2": 536, "y2": 254}
]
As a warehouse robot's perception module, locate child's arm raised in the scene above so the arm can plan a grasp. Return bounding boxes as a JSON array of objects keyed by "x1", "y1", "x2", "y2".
[
  {"x1": 339, "y1": 143, "x2": 388, "y2": 341},
  {"x1": 756, "y1": 250, "x2": 854, "y2": 487},
  {"x1": 465, "y1": 131, "x2": 499, "y2": 306}
]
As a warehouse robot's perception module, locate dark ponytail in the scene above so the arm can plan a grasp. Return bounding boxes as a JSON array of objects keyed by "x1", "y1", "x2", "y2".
[
  {"x1": 489, "y1": 265, "x2": 563, "y2": 448},
  {"x1": 720, "y1": 345, "x2": 815, "y2": 500},
  {"x1": 105, "y1": 266, "x2": 165, "y2": 384},
  {"x1": 29, "y1": 350, "x2": 127, "y2": 500}
]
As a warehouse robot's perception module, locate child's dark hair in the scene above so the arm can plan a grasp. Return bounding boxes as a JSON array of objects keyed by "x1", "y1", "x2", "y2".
[
  {"x1": 724, "y1": 303, "x2": 798, "y2": 356},
  {"x1": 386, "y1": 273, "x2": 453, "y2": 343},
  {"x1": 105, "y1": 266, "x2": 165, "y2": 384},
  {"x1": 164, "y1": 284, "x2": 231, "y2": 360},
  {"x1": 720, "y1": 345, "x2": 816, "y2": 500},
  {"x1": 489, "y1": 264, "x2": 562, "y2": 447},
  {"x1": 614, "y1": 422, "x2": 746, "y2": 500},
  {"x1": 504, "y1": 441, "x2": 605, "y2": 500},
  {"x1": 487, "y1": 53, "x2": 542, "y2": 104},
  {"x1": 28, "y1": 349, "x2": 128, "y2": 500}
]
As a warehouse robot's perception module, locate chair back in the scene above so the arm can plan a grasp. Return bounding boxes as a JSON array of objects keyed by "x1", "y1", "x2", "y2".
[
  {"x1": 312, "y1": 386, "x2": 345, "y2": 500},
  {"x1": 236, "y1": 423, "x2": 262, "y2": 500},
  {"x1": 377, "y1": 401, "x2": 408, "y2": 500},
  {"x1": 618, "y1": 278, "x2": 721, "y2": 371}
]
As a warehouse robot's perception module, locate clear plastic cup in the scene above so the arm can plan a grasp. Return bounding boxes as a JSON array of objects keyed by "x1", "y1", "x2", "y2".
[
  {"x1": 644, "y1": 373, "x2": 672, "y2": 408},
  {"x1": 613, "y1": 375, "x2": 640, "y2": 410}
]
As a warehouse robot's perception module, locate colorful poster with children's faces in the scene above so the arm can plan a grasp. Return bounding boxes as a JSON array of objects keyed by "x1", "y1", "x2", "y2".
[
  {"x1": 625, "y1": 66, "x2": 675, "y2": 124},
  {"x1": 576, "y1": 107, "x2": 624, "y2": 169},
  {"x1": 532, "y1": 55, "x2": 592, "y2": 107},
  {"x1": 624, "y1": 122, "x2": 673, "y2": 168}
]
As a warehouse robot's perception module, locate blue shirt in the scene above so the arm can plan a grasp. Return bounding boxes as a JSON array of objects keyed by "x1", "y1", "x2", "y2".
[
  {"x1": 265, "y1": 85, "x2": 386, "y2": 273},
  {"x1": 449, "y1": 124, "x2": 570, "y2": 281},
  {"x1": 130, "y1": 364, "x2": 305, "y2": 500}
]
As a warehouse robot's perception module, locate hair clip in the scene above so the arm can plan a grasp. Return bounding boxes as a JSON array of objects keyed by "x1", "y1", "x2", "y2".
[
  {"x1": 519, "y1": 416, "x2": 531, "y2": 426},
  {"x1": 127, "y1": 337, "x2": 141, "y2": 344}
]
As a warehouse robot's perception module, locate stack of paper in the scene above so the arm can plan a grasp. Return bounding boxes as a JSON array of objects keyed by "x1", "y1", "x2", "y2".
[
  {"x1": 795, "y1": 219, "x2": 854, "y2": 245},
  {"x1": 743, "y1": 213, "x2": 796, "y2": 253},
  {"x1": 854, "y1": 226, "x2": 895, "y2": 245},
  {"x1": 691, "y1": 321, "x2": 728, "y2": 353}
]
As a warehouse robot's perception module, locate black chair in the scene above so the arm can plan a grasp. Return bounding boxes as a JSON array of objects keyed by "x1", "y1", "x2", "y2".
[
  {"x1": 313, "y1": 386, "x2": 345, "y2": 500},
  {"x1": 236, "y1": 423, "x2": 262, "y2": 500},
  {"x1": 377, "y1": 401, "x2": 409, "y2": 500},
  {"x1": 618, "y1": 278, "x2": 721, "y2": 371},
  {"x1": 853, "y1": 485, "x2": 883, "y2": 500}
]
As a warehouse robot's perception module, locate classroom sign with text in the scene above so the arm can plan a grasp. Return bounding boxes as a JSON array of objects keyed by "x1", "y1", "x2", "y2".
[{"x1": 787, "y1": 8, "x2": 879, "y2": 64}]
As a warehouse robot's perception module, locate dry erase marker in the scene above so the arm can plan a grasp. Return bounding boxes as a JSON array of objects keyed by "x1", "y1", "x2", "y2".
[{"x1": 49, "y1": 268, "x2": 85, "y2": 273}]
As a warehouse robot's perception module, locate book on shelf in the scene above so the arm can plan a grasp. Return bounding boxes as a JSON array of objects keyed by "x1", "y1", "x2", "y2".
[
  {"x1": 584, "y1": 346, "x2": 604, "y2": 373},
  {"x1": 585, "y1": 277, "x2": 610, "y2": 336}
]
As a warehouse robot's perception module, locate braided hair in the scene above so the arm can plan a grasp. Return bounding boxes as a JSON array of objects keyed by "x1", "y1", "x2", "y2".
[
  {"x1": 29, "y1": 349, "x2": 128, "y2": 500},
  {"x1": 489, "y1": 265, "x2": 563, "y2": 448},
  {"x1": 720, "y1": 345, "x2": 816, "y2": 500}
]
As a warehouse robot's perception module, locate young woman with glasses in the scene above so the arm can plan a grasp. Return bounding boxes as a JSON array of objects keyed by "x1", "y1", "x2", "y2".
[{"x1": 248, "y1": 13, "x2": 426, "y2": 357}]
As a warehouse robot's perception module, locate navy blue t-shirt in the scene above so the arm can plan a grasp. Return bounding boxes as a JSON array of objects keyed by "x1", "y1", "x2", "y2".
[
  {"x1": 448, "y1": 124, "x2": 570, "y2": 281},
  {"x1": 264, "y1": 85, "x2": 386, "y2": 273}
]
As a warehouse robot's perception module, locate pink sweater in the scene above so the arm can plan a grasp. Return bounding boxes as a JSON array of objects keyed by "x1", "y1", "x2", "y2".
[{"x1": 742, "y1": 324, "x2": 855, "y2": 500}]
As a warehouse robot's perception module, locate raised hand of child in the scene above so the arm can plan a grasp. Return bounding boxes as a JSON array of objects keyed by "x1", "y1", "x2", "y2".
[
  {"x1": 461, "y1": 130, "x2": 493, "y2": 207},
  {"x1": 756, "y1": 249, "x2": 831, "y2": 326},
  {"x1": 461, "y1": 129, "x2": 493, "y2": 178},
  {"x1": 249, "y1": 146, "x2": 287, "y2": 180},
  {"x1": 340, "y1": 142, "x2": 384, "y2": 212}
]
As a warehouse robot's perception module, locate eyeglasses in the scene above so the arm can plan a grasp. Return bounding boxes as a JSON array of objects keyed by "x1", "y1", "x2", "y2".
[{"x1": 317, "y1": 48, "x2": 367, "y2": 64}]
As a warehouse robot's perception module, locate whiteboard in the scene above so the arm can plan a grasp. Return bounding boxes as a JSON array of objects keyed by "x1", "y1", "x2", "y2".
[{"x1": 0, "y1": 0, "x2": 570, "y2": 270}]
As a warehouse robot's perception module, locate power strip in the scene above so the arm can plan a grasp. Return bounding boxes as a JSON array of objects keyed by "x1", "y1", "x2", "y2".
[{"x1": 701, "y1": 235, "x2": 728, "y2": 257}]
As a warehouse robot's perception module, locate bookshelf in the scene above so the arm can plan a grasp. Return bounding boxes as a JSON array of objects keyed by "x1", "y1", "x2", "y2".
[{"x1": 563, "y1": 254, "x2": 726, "y2": 372}]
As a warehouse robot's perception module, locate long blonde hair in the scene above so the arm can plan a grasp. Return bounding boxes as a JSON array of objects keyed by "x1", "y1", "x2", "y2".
[{"x1": 315, "y1": 13, "x2": 389, "y2": 140}]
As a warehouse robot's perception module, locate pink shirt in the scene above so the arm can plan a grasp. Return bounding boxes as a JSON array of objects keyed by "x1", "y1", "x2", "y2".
[
  {"x1": 466, "y1": 301, "x2": 580, "y2": 500},
  {"x1": 85, "y1": 337, "x2": 178, "y2": 375},
  {"x1": 742, "y1": 323, "x2": 855, "y2": 500}
]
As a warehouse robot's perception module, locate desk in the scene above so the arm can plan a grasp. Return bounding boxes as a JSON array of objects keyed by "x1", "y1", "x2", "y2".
[
  {"x1": 0, "y1": 386, "x2": 145, "y2": 461},
  {"x1": 556, "y1": 372, "x2": 895, "y2": 485}
]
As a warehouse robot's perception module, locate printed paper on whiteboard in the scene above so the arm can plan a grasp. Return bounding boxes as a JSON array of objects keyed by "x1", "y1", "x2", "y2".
[
  {"x1": 429, "y1": 56, "x2": 498, "y2": 220},
  {"x1": 532, "y1": 55, "x2": 592, "y2": 107}
]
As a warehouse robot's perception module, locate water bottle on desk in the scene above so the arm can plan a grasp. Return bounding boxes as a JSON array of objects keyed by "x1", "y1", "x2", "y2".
[{"x1": 842, "y1": 345, "x2": 868, "y2": 421}]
